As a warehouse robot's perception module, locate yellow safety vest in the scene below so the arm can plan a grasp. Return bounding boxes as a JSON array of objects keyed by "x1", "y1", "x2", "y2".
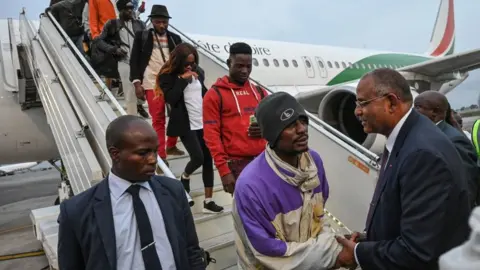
[{"x1": 473, "y1": 119, "x2": 480, "y2": 158}]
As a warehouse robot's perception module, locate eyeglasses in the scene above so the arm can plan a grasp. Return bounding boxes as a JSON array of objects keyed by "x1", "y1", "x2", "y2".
[{"x1": 355, "y1": 94, "x2": 390, "y2": 108}]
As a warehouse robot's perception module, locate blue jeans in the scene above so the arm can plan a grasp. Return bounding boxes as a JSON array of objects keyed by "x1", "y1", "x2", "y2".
[{"x1": 70, "y1": 35, "x2": 84, "y2": 55}]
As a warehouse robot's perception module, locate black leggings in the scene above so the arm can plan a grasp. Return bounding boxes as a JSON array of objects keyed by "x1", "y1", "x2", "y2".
[{"x1": 180, "y1": 129, "x2": 214, "y2": 188}]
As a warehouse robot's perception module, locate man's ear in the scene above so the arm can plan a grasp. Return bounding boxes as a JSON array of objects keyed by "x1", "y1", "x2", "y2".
[
  {"x1": 226, "y1": 58, "x2": 231, "y2": 68},
  {"x1": 109, "y1": 147, "x2": 120, "y2": 163}
]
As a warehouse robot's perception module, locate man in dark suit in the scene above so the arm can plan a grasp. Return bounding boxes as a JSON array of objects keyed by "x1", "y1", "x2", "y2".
[
  {"x1": 58, "y1": 115, "x2": 205, "y2": 270},
  {"x1": 129, "y1": 4, "x2": 185, "y2": 173},
  {"x1": 336, "y1": 69, "x2": 471, "y2": 270},
  {"x1": 415, "y1": 90, "x2": 479, "y2": 207}
]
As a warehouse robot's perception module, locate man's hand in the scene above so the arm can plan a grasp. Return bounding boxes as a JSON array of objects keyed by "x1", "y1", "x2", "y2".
[
  {"x1": 114, "y1": 48, "x2": 127, "y2": 57},
  {"x1": 344, "y1": 232, "x2": 365, "y2": 242},
  {"x1": 221, "y1": 173, "x2": 236, "y2": 194},
  {"x1": 134, "y1": 82, "x2": 145, "y2": 100},
  {"x1": 335, "y1": 236, "x2": 358, "y2": 269},
  {"x1": 248, "y1": 123, "x2": 262, "y2": 138}
]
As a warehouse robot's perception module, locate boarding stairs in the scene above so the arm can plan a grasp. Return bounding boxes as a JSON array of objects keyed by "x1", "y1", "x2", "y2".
[{"x1": 10, "y1": 10, "x2": 381, "y2": 270}]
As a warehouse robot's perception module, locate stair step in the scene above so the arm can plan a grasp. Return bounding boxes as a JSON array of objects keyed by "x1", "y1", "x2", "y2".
[
  {"x1": 200, "y1": 232, "x2": 236, "y2": 270},
  {"x1": 30, "y1": 205, "x2": 61, "y2": 240},
  {"x1": 194, "y1": 205, "x2": 233, "y2": 243}
]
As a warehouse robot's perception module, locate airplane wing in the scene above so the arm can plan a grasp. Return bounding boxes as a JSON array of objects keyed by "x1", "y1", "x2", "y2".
[{"x1": 399, "y1": 48, "x2": 480, "y2": 77}]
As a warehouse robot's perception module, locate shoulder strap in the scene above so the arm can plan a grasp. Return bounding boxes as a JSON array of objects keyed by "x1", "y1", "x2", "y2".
[
  {"x1": 255, "y1": 85, "x2": 265, "y2": 100},
  {"x1": 212, "y1": 86, "x2": 223, "y2": 142}
]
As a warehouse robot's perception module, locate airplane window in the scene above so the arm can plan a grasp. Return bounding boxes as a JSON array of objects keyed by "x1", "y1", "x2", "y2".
[
  {"x1": 389, "y1": 65, "x2": 394, "y2": 69},
  {"x1": 263, "y1": 59, "x2": 270, "y2": 67},
  {"x1": 273, "y1": 59, "x2": 279, "y2": 67},
  {"x1": 292, "y1": 60, "x2": 298, "y2": 67},
  {"x1": 335, "y1": 62, "x2": 340, "y2": 68},
  {"x1": 283, "y1": 59, "x2": 289, "y2": 67},
  {"x1": 373, "y1": 64, "x2": 377, "y2": 69},
  {"x1": 341, "y1": 62, "x2": 347, "y2": 68},
  {"x1": 305, "y1": 60, "x2": 312, "y2": 68},
  {"x1": 367, "y1": 64, "x2": 372, "y2": 69},
  {"x1": 318, "y1": 61, "x2": 324, "y2": 68},
  {"x1": 355, "y1": 63, "x2": 359, "y2": 69},
  {"x1": 348, "y1": 62, "x2": 353, "y2": 67},
  {"x1": 327, "y1": 61, "x2": 332, "y2": 68},
  {"x1": 253, "y1": 58, "x2": 259, "y2": 66},
  {"x1": 361, "y1": 64, "x2": 365, "y2": 69}
]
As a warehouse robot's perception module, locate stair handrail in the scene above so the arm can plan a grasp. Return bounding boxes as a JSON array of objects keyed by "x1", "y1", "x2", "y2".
[
  {"x1": 163, "y1": 23, "x2": 379, "y2": 163},
  {"x1": 45, "y1": 12, "x2": 125, "y2": 115},
  {"x1": 44, "y1": 12, "x2": 182, "y2": 188}
]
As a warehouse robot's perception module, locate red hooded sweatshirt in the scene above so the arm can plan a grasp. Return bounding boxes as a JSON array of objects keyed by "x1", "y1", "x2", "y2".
[{"x1": 203, "y1": 76, "x2": 268, "y2": 177}]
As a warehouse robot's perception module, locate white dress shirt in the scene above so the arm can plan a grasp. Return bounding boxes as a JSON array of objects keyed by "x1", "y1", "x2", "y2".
[
  {"x1": 354, "y1": 108, "x2": 413, "y2": 266},
  {"x1": 109, "y1": 172, "x2": 177, "y2": 270}
]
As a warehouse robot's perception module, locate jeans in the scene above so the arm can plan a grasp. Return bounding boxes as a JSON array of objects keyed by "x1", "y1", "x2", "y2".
[{"x1": 145, "y1": 90, "x2": 178, "y2": 159}]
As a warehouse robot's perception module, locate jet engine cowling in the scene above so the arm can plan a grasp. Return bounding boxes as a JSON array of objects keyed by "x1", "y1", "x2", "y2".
[{"x1": 317, "y1": 86, "x2": 418, "y2": 155}]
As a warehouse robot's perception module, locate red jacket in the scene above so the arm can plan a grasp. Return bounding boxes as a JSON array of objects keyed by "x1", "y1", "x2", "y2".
[{"x1": 203, "y1": 76, "x2": 268, "y2": 177}]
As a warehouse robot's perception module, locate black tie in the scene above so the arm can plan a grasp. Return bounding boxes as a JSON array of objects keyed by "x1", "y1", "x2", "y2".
[
  {"x1": 126, "y1": 185, "x2": 163, "y2": 270},
  {"x1": 365, "y1": 147, "x2": 390, "y2": 228}
]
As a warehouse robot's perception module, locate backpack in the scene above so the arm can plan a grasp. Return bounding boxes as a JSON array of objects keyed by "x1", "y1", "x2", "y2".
[{"x1": 211, "y1": 84, "x2": 265, "y2": 138}]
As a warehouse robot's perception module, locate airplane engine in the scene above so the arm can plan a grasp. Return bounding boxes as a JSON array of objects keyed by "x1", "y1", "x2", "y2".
[{"x1": 317, "y1": 86, "x2": 418, "y2": 155}]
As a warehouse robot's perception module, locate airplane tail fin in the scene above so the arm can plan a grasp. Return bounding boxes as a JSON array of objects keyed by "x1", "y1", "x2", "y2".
[{"x1": 427, "y1": 0, "x2": 455, "y2": 57}]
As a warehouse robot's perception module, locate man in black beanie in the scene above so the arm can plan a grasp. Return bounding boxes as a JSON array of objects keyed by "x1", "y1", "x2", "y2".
[{"x1": 231, "y1": 92, "x2": 355, "y2": 269}]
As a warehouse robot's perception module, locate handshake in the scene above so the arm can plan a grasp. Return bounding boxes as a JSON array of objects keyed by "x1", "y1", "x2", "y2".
[{"x1": 331, "y1": 232, "x2": 366, "y2": 270}]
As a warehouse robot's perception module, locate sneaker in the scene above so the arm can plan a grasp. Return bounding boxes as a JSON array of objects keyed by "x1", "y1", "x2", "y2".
[
  {"x1": 181, "y1": 175, "x2": 190, "y2": 193},
  {"x1": 167, "y1": 146, "x2": 185, "y2": 156},
  {"x1": 137, "y1": 105, "x2": 149, "y2": 118},
  {"x1": 203, "y1": 201, "x2": 224, "y2": 214}
]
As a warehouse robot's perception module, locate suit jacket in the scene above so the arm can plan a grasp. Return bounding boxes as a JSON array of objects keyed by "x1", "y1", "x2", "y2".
[
  {"x1": 57, "y1": 175, "x2": 205, "y2": 270},
  {"x1": 438, "y1": 121, "x2": 480, "y2": 206},
  {"x1": 159, "y1": 66, "x2": 208, "y2": 137},
  {"x1": 356, "y1": 110, "x2": 471, "y2": 270},
  {"x1": 129, "y1": 29, "x2": 182, "y2": 83}
]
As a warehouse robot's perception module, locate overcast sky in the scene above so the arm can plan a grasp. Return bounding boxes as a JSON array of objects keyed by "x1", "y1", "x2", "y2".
[{"x1": 2, "y1": 0, "x2": 479, "y2": 108}]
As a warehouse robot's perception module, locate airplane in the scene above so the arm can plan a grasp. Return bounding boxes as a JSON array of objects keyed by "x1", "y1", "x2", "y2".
[
  {"x1": 0, "y1": 162, "x2": 39, "y2": 176},
  {"x1": 0, "y1": 0, "x2": 479, "y2": 164}
]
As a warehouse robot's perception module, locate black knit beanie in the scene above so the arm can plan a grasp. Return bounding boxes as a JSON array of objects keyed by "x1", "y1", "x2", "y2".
[
  {"x1": 255, "y1": 92, "x2": 308, "y2": 147},
  {"x1": 116, "y1": 0, "x2": 133, "y2": 11}
]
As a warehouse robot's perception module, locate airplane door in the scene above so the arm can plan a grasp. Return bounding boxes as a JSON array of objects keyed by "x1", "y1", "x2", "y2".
[
  {"x1": 315, "y1": 56, "x2": 328, "y2": 78},
  {"x1": 301, "y1": 56, "x2": 315, "y2": 78}
]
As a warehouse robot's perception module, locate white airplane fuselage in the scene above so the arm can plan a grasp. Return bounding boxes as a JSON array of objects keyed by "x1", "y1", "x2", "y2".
[{"x1": 0, "y1": 0, "x2": 463, "y2": 164}]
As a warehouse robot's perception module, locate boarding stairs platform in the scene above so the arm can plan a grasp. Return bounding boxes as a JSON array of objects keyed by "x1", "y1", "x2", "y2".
[{"x1": 8, "y1": 9, "x2": 381, "y2": 270}]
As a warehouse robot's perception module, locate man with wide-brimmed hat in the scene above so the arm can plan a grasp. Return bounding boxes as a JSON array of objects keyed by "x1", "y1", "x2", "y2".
[{"x1": 130, "y1": 4, "x2": 185, "y2": 173}]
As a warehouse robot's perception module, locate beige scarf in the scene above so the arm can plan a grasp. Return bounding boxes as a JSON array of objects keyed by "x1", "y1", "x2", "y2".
[
  {"x1": 265, "y1": 146, "x2": 320, "y2": 192},
  {"x1": 265, "y1": 146, "x2": 321, "y2": 242}
]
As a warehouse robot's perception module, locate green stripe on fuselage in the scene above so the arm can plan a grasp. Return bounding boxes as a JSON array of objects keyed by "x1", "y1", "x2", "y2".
[{"x1": 327, "y1": 53, "x2": 432, "y2": 86}]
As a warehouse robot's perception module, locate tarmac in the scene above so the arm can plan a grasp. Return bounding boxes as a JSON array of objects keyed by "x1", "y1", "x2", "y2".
[{"x1": 0, "y1": 170, "x2": 59, "y2": 270}]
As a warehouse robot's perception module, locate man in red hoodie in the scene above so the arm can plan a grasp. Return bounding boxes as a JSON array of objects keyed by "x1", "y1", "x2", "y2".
[{"x1": 203, "y1": 42, "x2": 268, "y2": 194}]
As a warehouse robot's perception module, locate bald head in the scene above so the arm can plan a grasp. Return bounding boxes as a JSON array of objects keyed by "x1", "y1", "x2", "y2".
[
  {"x1": 414, "y1": 91, "x2": 449, "y2": 123},
  {"x1": 106, "y1": 115, "x2": 159, "y2": 181},
  {"x1": 106, "y1": 115, "x2": 156, "y2": 149}
]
